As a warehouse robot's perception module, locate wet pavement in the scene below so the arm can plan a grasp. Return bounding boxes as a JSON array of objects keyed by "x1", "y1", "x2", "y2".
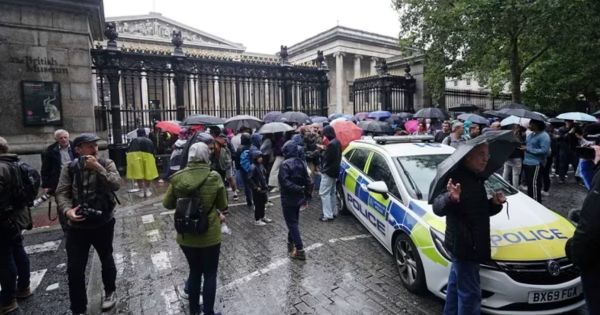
[{"x1": 9, "y1": 174, "x2": 590, "y2": 314}]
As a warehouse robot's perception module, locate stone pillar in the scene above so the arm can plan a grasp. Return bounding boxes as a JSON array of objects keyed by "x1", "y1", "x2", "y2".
[
  {"x1": 141, "y1": 72, "x2": 149, "y2": 125},
  {"x1": 354, "y1": 55, "x2": 362, "y2": 80},
  {"x1": 370, "y1": 57, "x2": 378, "y2": 76},
  {"x1": 334, "y1": 52, "x2": 345, "y2": 114},
  {"x1": 214, "y1": 77, "x2": 220, "y2": 117}
]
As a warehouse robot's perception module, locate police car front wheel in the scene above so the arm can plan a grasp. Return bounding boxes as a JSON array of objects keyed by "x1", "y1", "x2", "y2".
[{"x1": 393, "y1": 233, "x2": 427, "y2": 294}]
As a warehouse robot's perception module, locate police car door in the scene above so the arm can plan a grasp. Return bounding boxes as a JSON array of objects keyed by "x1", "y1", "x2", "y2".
[
  {"x1": 364, "y1": 152, "x2": 401, "y2": 245},
  {"x1": 341, "y1": 148, "x2": 375, "y2": 231}
]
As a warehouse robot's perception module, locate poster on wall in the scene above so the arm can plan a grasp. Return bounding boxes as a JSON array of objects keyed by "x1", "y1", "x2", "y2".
[{"x1": 21, "y1": 81, "x2": 63, "y2": 126}]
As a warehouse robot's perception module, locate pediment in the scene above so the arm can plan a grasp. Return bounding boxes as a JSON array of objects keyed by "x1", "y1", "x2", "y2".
[{"x1": 106, "y1": 13, "x2": 245, "y2": 52}]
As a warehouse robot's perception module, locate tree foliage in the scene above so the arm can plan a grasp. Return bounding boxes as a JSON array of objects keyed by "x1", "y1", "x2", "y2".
[{"x1": 394, "y1": 0, "x2": 599, "y2": 111}]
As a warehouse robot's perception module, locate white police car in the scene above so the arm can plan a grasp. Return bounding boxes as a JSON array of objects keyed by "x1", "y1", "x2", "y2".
[{"x1": 337, "y1": 136, "x2": 584, "y2": 314}]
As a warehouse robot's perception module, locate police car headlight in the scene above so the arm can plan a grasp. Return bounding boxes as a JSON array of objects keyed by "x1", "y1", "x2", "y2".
[{"x1": 430, "y1": 228, "x2": 451, "y2": 262}]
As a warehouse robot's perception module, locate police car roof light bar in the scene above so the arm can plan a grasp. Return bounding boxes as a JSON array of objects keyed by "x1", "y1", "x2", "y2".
[{"x1": 372, "y1": 135, "x2": 435, "y2": 145}]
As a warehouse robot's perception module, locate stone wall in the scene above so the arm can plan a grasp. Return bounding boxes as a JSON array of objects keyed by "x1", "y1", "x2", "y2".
[{"x1": 0, "y1": 0, "x2": 103, "y2": 158}]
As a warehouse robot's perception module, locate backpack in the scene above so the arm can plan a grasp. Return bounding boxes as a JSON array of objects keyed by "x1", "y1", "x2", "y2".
[
  {"x1": 0, "y1": 160, "x2": 40, "y2": 210},
  {"x1": 240, "y1": 149, "x2": 251, "y2": 173},
  {"x1": 212, "y1": 137, "x2": 232, "y2": 172},
  {"x1": 174, "y1": 175, "x2": 212, "y2": 235}
]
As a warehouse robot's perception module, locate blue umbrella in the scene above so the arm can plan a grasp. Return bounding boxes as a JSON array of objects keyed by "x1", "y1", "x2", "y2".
[
  {"x1": 263, "y1": 111, "x2": 282, "y2": 123},
  {"x1": 556, "y1": 112, "x2": 598, "y2": 123},
  {"x1": 368, "y1": 110, "x2": 392, "y2": 121},
  {"x1": 310, "y1": 116, "x2": 328, "y2": 123}
]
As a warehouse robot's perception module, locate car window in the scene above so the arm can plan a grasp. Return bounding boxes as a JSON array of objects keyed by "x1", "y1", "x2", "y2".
[
  {"x1": 344, "y1": 148, "x2": 355, "y2": 160},
  {"x1": 367, "y1": 153, "x2": 401, "y2": 199},
  {"x1": 348, "y1": 148, "x2": 369, "y2": 172},
  {"x1": 396, "y1": 154, "x2": 518, "y2": 201}
]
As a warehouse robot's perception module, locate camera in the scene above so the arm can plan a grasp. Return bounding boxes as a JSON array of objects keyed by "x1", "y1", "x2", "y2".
[
  {"x1": 76, "y1": 205, "x2": 103, "y2": 218},
  {"x1": 32, "y1": 193, "x2": 51, "y2": 207}
]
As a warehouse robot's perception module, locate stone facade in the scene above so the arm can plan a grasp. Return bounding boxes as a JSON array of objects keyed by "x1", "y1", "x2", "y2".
[{"x1": 0, "y1": 0, "x2": 104, "y2": 160}]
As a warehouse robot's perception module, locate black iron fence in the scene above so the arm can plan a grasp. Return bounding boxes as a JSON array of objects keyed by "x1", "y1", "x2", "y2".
[
  {"x1": 92, "y1": 24, "x2": 329, "y2": 145},
  {"x1": 444, "y1": 89, "x2": 511, "y2": 111},
  {"x1": 351, "y1": 62, "x2": 416, "y2": 114}
]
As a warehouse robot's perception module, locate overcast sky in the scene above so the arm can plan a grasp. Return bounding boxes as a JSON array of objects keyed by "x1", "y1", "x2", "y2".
[{"x1": 103, "y1": 0, "x2": 401, "y2": 53}]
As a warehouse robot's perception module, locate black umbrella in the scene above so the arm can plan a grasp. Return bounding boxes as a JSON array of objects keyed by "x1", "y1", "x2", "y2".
[
  {"x1": 498, "y1": 108, "x2": 547, "y2": 122},
  {"x1": 482, "y1": 110, "x2": 509, "y2": 119},
  {"x1": 258, "y1": 122, "x2": 294, "y2": 134},
  {"x1": 457, "y1": 113, "x2": 489, "y2": 125},
  {"x1": 396, "y1": 112, "x2": 414, "y2": 119},
  {"x1": 278, "y1": 111, "x2": 312, "y2": 125},
  {"x1": 448, "y1": 104, "x2": 481, "y2": 112},
  {"x1": 224, "y1": 115, "x2": 263, "y2": 131},
  {"x1": 358, "y1": 120, "x2": 394, "y2": 134},
  {"x1": 428, "y1": 130, "x2": 520, "y2": 204},
  {"x1": 498, "y1": 102, "x2": 530, "y2": 111},
  {"x1": 413, "y1": 107, "x2": 448, "y2": 120},
  {"x1": 548, "y1": 117, "x2": 565, "y2": 126},
  {"x1": 183, "y1": 114, "x2": 225, "y2": 126}
]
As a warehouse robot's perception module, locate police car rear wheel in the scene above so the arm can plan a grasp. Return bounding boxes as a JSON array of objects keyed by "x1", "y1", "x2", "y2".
[
  {"x1": 336, "y1": 183, "x2": 348, "y2": 213},
  {"x1": 394, "y1": 233, "x2": 426, "y2": 294}
]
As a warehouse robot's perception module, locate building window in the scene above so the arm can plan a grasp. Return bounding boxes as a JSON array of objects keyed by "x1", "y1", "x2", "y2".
[{"x1": 466, "y1": 78, "x2": 471, "y2": 85}]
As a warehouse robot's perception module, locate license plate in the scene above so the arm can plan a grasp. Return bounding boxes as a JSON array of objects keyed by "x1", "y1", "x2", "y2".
[{"x1": 528, "y1": 285, "x2": 581, "y2": 304}]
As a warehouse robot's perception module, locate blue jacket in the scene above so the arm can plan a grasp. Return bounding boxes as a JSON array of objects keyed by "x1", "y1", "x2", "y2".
[
  {"x1": 278, "y1": 141, "x2": 311, "y2": 208},
  {"x1": 523, "y1": 131, "x2": 550, "y2": 166}
]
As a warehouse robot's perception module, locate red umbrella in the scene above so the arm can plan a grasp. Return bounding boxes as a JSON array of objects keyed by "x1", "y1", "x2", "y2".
[
  {"x1": 404, "y1": 119, "x2": 419, "y2": 133},
  {"x1": 155, "y1": 120, "x2": 182, "y2": 135},
  {"x1": 331, "y1": 120, "x2": 362, "y2": 150}
]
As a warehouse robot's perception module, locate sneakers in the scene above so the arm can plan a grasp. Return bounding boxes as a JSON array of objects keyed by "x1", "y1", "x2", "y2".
[
  {"x1": 287, "y1": 242, "x2": 295, "y2": 255},
  {"x1": 16, "y1": 287, "x2": 32, "y2": 299},
  {"x1": 101, "y1": 291, "x2": 117, "y2": 311},
  {"x1": 319, "y1": 216, "x2": 333, "y2": 222},
  {"x1": 261, "y1": 217, "x2": 273, "y2": 223},
  {"x1": 269, "y1": 187, "x2": 279, "y2": 193},
  {"x1": 289, "y1": 248, "x2": 306, "y2": 260},
  {"x1": 0, "y1": 299, "x2": 18, "y2": 314},
  {"x1": 541, "y1": 190, "x2": 550, "y2": 197},
  {"x1": 232, "y1": 194, "x2": 239, "y2": 201},
  {"x1": 145, "y1": 190, "x2": 152, "y2": 197},
  {"x1": 266, "y1": 201, "x2": 274, "y2": 207},
  {"x1": 255, "y1": 220, "x2": 267, "y2": 226},
  {"x1": 136, "y1": 191, "x2": 145, "y2": 198}
]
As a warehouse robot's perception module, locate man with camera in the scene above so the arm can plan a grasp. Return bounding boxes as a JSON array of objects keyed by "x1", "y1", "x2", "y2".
[
  {"x1": 41, "y1": 129, "x2": 76, "y2": 231},
  {"x1": 55, "y1": 134, "x2": 121, "y2": 315}
]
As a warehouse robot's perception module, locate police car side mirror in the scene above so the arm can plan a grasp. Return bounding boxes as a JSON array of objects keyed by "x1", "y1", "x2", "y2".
[{"x1": 367, "y1": 181, "x2": 389, "y2": 199}]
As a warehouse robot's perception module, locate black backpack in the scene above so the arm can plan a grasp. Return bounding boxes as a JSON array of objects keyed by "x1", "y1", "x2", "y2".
[
  {"x1": 174, "y1": 175, "x2": 212, "y2": 235},
  {"x1": 0, "y1": 160, "x2": 40, "y2": 211}
]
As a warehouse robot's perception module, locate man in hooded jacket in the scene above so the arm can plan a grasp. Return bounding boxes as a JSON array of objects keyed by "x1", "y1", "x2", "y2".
[{"x1": 319, "y1": 126, "x2": 341, "y2": 221}]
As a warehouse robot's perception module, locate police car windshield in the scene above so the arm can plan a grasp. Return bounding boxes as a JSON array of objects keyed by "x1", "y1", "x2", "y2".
[{"x1": 396, "y1": 154, "x2": 518, "y2": 200}]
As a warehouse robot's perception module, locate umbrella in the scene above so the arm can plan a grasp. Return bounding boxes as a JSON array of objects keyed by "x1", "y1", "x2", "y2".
[
  {"x1": 354, "y1": 112, "x2": 370, "y2": 121},
  {"x1": 126, "y1": 127, "x2": 151, "y2": 140},
  {"x1": 183, "y1": 114, "x2": 225, "y2": 126},
  {"x1": 396, "y1": 112, "x2": 414, "y2": 119},
  {"x1": 500, "y1": 115, "x2": 530, "y2": 128},
  {"x1": 331, "y1": 120, "x2": 363, "y2": 150},
  {"x1": 448, "y1": 104, "x2": 481, "y2": 112},
  {"x1": 483, "y1": 110, "x2": 510, "y2": 119},
  {"x1": 155, "y1": 120, "x2": 182, "y2": 135},
  {"x1": 413, "y1": 107, "x2": 448, "y2": 120},
  {"x1": 224, "y1": 115, "x2": 263, "y2": 131},
  {"x1": 556, "y1": 112, "x2": 598, "y2": 123},
  {"x1": 368, "y1": 110, "x2": 392, "y2": 121},
  {"x1": 330, "y1": 117, "x2": 353, "y2": 124},
  {"x1": 548, "y1": 117, "x2": 565, "y2": 126},
  {"x1": 457, "y1": 113, "x2": 489, "y2": 125},
  {"x1": 404, "y1": 119, "x2": 419, "y2": 133},
  {"x1": 258, "y1": 122, "x2": 294, "y2": 134},
  {"x1": 498, "y1": 108, "x2": 546, "y2": 122},
  {"x1": 310, "y1": 116, "x2": 328, "y2": 123},
  {"x1": 428, "y1": 130, "x2": 520, "y2": 204},
  {"x1": 278, "y1": 111, "x2": 312, "y2": 125},
  {"x1": 498, "y1": 102, "x2": 530, "y2": 111},
  {"x1": 593, "y1": 110, "x2": 600, "y2": 117},
  {"x1": 358, "y1": 120, "x2": 394, "y2": 134},
  {"x1": 329, "y1": 113, "x2": 345, "y2": 121},
  {"x1": 263, "y1": 111, "x2": 282, "y2": 123}
]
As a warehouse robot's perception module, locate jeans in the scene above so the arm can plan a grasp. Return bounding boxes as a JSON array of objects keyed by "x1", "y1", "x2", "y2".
[
  {"x1": 239, "y1": 169, "x2": 253, "y2": 206},
  {"x1": 581, "y1": 268, "x2": 600, "y2": 315},
  {"x1": 252, "y1": 191, "x2": 267, "y2": 220},
  {"x1": 524, "y1": 164, "x2": 543, "y2": 202},
  {"x1": 282, "y1": 203, "x2": 303, "y2": 250},
  {"x1": 180, "y1": 244, "x2": 220, "y2": 315},
  {"x1": 502, "y1": 158, "x2": 522, "y2": 188},
  {"x1": 66, "y1": 219, "x2": 117, "y2": 313},
  {"x1": 443, "y1": 259, "x2": 481, "y2": 315},
  {"x1": 319, "y1": 174, "x2": 337, "y2": 219},
  {"x1": 0, "y1": 235, "x2": 30, "y2": 306}
]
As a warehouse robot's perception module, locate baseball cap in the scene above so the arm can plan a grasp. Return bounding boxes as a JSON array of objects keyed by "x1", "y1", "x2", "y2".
[{"x1": 73, "y1": 133, "x2": 100, "y2": 147}]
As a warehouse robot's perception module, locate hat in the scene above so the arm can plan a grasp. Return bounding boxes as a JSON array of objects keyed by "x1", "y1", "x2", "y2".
[{"x1": 73, "y1": 134, "x2": 100, "y2": 147}]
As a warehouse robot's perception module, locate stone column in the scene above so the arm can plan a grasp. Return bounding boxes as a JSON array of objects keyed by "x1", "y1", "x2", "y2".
[
  {"x1": 334, "y1": 52, "x2": 345, "y2": 114},
  {"x1": 370, "y1": 57, "x2": 378, "y2": 76},
  {"x1": 354, "y1": 55, "x2": 362, "y2": 80},
  {"x1": 214, "y1": 76, "x2": 220, "y2": 117},
  {"x1": 141, "y1": 72, "x2": 149, "y2": 124}
]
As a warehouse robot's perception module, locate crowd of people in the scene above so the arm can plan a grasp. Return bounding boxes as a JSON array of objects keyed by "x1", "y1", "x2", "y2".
[{"x1": 1, "y1": 107, "x2": 600, "y2": 314}]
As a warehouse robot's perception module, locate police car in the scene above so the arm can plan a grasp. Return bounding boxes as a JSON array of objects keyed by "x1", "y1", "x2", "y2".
[{"x1": 337, "y1": 136, "x2": 584, "y2": 314}]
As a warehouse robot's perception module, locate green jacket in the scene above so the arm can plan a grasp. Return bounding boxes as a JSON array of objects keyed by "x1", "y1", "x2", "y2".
[{"x1": 163, "y1": 162, "x2": 227, "y2": 248}]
